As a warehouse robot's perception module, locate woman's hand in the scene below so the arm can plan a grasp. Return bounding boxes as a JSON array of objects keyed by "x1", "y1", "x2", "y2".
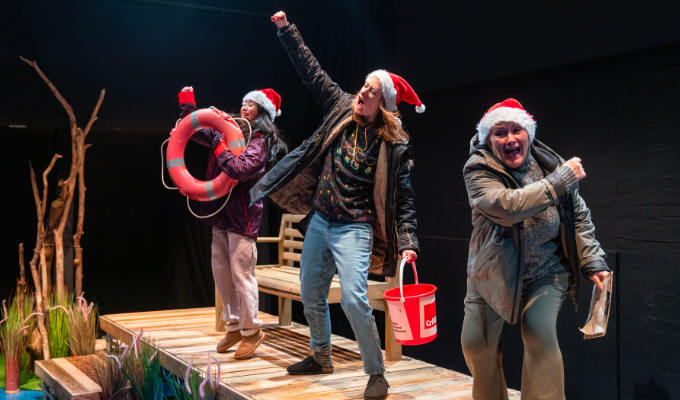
[
  {"x1": 589, "y1": 271, "x2": 610, "y2": 290},
  {"x1": 401, "y1": 250, "x2": 417, "y2": 263},
  {"x1": 178, "y1": 86, "x2": 196, "y2": 106},
  {"x1": 564, "y1": 157, "x2": 586, "y2": 180},
  {"x1": 271, "y1": 11, "x2": 289, "y2": 28}
]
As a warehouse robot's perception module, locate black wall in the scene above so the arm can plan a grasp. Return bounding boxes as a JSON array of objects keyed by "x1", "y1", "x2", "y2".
[
  {"x1": 402, "y1": 44, "x2": 680, "y2": 400},
  {"x1": 2, "y1": 1, "x2": 679, "y2": 399}
]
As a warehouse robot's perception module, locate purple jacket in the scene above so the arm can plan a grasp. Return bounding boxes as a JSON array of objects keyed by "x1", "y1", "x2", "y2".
[{"x1": 179, "y1": 104, "x2": 268, "y2": 240}]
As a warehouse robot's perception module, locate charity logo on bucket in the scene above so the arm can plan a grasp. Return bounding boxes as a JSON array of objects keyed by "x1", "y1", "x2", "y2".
[
  {"x1": 387, "y1": 302, "x2": 413, "y2": 341},
  {"x1": 420, "y1": 294, "x2": 437, "y2": 338}
]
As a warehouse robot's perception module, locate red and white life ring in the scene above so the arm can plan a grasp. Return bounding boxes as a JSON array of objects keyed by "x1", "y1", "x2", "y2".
[{"x1": 166, "y1": 108, "x2": 246, "y2": 201}]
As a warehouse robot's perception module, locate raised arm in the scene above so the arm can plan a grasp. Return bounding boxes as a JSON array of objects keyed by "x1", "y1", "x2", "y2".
[
  {"x1": 177, "y1": 86, "x2": 218, "y2": 147},
  {"x1": 270, "y1": 11, "x2": 347, "y2": 115},
  {"x1": 464, "y1": 157, "x2": 579, "y2": 227}
]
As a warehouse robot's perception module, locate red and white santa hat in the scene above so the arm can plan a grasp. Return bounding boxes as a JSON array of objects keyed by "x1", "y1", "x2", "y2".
[
  {"x1": 242, "y1": 88, "x2": 282, "y2": 121},
  {"x1": 366, "y1": 70, "x2": 425, "y2": 114},
  {"x1": 476, "y1": 98, "x2": 536, "y2": 144}
]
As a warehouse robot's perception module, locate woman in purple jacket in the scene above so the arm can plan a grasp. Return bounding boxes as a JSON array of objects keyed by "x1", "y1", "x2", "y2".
[{"x1": 177, "y1": 86, "x2": 287, "y2": 359}]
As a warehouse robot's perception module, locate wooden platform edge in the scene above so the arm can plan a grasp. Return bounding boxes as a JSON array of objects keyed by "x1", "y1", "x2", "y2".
[{"x1": 98, "y1": 314, "x2": 256, "y2": 400}]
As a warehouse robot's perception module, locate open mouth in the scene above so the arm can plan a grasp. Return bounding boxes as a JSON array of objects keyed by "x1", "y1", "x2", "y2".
[
  {"x1": 504, "y1": 147, "x2": 521, "y2": 157},
  {"x1": 357, "y1": 98, "x2": 365, "y2": 105}
]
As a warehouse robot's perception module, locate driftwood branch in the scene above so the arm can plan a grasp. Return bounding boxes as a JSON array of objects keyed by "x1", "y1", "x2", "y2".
[
  {"x1": 19, "y1": 56, "x2": 76, "y2": 131},
  {"x1": 27, "y1": 155, "x2": 61, "y2": 360},
  {"x1": 17, "y1": 243, "x2": 27, "y2": 307},
  {"x1": 74, "y1": 133, "x2": 87, "y2": 295},
  {"x1": 83, "y1": 89, "x2": 106, "y2": 138},
  {"x1": 21, "y1": 55, "x2": 104, "y2": 303}
]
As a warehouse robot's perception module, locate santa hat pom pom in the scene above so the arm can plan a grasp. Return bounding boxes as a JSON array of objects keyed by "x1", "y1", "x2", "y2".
[
  {"x1": 415, "y1": 104, "x2": 426, "y2": 113},
  {"x1": 276, "y1": 109, "x2": 282, "y2": 117}
]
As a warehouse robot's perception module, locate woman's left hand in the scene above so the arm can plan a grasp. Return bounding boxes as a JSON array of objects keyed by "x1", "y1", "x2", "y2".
[
  {"x1": 589, "y1": 271, "x2": 610, "y2": 290},
  {"x1": 401, "y1": 250, "x2": 417, "y2": 263}
]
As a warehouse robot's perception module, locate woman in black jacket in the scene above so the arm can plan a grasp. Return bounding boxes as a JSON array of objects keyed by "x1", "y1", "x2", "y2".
[{"x1": 249, "y1": 11, "x2": 425, "y2": 400}]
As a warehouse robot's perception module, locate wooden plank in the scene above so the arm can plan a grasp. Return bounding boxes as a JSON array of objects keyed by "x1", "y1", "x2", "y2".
[
  {"x1": 282, "y1": 239, "x2": 303, "y2": 250},
  {"x1": 283, "y1": 228, "x2": 304, "y2": 239},
  {"x1": 258, "y1": 286, "x2": 302, "y2": 302},
  {"x1": 256, "y1": 236, "x2": 281, "y2": 243},
  {"x1": 215, "y1": 285, "x2": 225, "y2": 332},
  {"x1": 278, "y1": 297, "x2": 292, "y2": 326},
  {"x1": 35, "y1": 358, "x2": 101, "y2": 399},
  {"x1": 100, "y1": 307, "x2": 517, "y2": 399},
  {"x1": 282, "y1": 251, "x2": 301, "y2": 262}
]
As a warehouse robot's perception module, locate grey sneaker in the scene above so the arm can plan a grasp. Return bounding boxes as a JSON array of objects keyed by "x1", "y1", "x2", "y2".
[
  {"x1": 364, "y1": 374, "x2": 389, "y2": 400},
  {"x1": 286, "y1": 356, "x2": 334, "y2": 375}
]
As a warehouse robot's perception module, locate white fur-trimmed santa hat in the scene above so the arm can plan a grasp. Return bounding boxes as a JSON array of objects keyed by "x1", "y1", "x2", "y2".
[
  {"x1": 242, "y1": 88, "x2": 282, "y2": 121},
  {"x1": 366, "y1": 70, "x2": 425, "y2": 114},
  {"x1": 476, "y1": 98, "x2": 536, "y2": 144}
]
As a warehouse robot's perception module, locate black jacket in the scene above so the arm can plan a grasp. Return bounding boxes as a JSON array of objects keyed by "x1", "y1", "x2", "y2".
[{"x1": 250, "y1": 24, "x2": 418, "y2": 277}]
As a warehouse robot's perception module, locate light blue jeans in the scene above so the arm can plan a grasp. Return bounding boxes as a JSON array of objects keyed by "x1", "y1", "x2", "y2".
[{"x1": 300, "y1": 211, "x2": 384, "y2": 375}]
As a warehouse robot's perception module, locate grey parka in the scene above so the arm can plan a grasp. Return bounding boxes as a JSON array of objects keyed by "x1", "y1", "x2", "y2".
[{"x1": 464, "y1": 135, "x2": 610, "y2": 324}]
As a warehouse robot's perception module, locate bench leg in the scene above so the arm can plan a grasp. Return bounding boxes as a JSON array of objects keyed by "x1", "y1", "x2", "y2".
[
  {"x1": 384, "y1": 304, "x2": 402, "y2": 361},
  {"x1": 215, "y1": 285, "x2": 225, "y2": 332},
  {"x1": 278, "y1": 297, "x2": 292, "y2": 326}
]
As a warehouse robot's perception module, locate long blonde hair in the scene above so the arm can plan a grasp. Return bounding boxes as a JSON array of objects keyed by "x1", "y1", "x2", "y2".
[{"x1": 353, "y1": 102, "x2": 409, "y2": 144}]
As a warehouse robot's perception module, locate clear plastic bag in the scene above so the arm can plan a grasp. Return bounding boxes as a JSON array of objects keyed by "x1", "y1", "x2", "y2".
[{"x1": 579, "y1": 273, "x2": 613, "y2": 339}]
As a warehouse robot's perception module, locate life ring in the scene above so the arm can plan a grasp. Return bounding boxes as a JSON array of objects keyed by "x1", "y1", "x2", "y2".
[{"x1": 166, "y1": 108, "x2": 246, "y2": 201}]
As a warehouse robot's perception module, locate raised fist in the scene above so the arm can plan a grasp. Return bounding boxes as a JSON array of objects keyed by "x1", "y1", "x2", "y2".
[
  {"x1": 564, "y1": 157, "x2": 586, "y2": 180},
  {"x1": 178, "y1": 86, "x2": 196, "y2": 106},
  {"x1": 270, "y1": 11, "x2": 289, "y2": 28}
]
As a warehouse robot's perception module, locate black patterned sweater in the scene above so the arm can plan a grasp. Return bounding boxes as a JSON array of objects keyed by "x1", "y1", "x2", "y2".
[{"x1": 312, "y1": 122, "x2": 382, "y2": 223}]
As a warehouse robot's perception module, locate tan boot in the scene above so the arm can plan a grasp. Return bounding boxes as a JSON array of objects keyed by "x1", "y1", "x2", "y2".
[
  {"x1": 234, "y1": 329, "x2": 266, "y2": 360},
  {"x1": 216, "y1": 331, "x2": 242, "y2": 353}
]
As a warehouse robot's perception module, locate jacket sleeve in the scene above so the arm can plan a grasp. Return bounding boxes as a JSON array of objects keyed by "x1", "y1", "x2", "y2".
[
  {"x1": 396, "y1": 147, "x2": 419, "y2": 253},
  {"x1": 572, "y1": 190, "x2": 610, "y2": 277},
  {"x1": 277, "y1": 24, "x2": 347, "y2": 115},
  {"x1": 464, "y1": 159, "x2": 578, "y2": 227},
  {"x1": 215, "y1": 135, "x2": 268, "y2": 182},
  {"x1": 178, "y1": 103, "x2": 217, "y2": 147}
]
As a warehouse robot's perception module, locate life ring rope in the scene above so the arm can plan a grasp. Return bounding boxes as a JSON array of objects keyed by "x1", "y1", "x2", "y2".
[{"x1": 161, "y1": 109, "x2": 253, "y2": 219}]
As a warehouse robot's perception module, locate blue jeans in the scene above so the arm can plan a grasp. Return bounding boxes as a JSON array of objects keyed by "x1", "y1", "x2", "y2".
[{"x1": 300, "y1": 212, "x2": 384, "y2": 375}]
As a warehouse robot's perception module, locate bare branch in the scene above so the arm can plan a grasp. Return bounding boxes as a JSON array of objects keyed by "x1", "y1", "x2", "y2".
[
  {"x1": 19, "y1": 56, "x2": 76, "y2": 130},
  {"x1": 83, "y1": 89, "x2": 106, "y2": 138}
]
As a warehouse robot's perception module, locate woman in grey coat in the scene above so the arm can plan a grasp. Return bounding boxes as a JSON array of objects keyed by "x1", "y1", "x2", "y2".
[{"x1": 461, "y1": 98, "x2": 610, "y2": 399}]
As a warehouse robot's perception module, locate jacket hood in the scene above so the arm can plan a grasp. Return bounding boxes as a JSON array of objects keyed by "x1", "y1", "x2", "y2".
[{"x1": 469, "y1": 132, "x2": 482, "y2": 155}]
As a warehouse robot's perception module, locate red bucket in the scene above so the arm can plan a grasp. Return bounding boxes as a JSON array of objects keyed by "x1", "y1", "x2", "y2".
[{"x1": 383, "y1": 259, "x2": 437, "y2": 345}]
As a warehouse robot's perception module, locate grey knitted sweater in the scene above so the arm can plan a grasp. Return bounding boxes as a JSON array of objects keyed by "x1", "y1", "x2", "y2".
[{"x1": 509, "y1": 153, "x2": 578, "y2": 281}]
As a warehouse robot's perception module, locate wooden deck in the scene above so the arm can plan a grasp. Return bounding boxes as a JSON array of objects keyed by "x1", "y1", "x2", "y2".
[{"x1": 99, "y1": 307, "x2": 520, "y2": 399}]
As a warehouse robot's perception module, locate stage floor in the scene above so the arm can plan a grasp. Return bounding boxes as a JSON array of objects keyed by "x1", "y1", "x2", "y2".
[{"x1": 99, "y1": 307, "x2": 520, "y2": 399}]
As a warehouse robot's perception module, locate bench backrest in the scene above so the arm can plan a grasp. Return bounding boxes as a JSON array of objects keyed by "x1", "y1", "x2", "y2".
[{"x1": 278, "y1": 214, "x2": 305, "y2": 266}]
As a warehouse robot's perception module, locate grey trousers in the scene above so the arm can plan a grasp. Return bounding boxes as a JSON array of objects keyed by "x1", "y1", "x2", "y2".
[
  {"x1": 461, "y1": 272, "x2": 569, "y2": 400},
  {"x1": 211, "y1": 227, "x2": 262, "y2": 336}
]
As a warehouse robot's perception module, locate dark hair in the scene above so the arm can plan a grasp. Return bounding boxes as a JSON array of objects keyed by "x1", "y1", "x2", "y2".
[{"x1": 233, "y1": 105, "x2": 288, "y2": 170}]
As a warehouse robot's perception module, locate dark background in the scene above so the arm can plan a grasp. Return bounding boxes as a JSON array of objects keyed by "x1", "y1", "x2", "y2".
[{"x1": 2, "y1": 1, "x2": 679, "y2": 399}]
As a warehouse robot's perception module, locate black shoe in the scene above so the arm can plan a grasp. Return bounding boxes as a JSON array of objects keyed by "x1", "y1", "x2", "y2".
[
  {"x1": 286, "y1": 356, "x2": 334, "y2": 375},
  {"x1": 364, "y1": 374, "x2": 389, "y2": 400}
]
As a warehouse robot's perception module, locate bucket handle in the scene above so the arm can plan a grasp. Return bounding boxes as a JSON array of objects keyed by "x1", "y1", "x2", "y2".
[{"x1": 397, "y1": 258, "x2": 419, "y2": 303}]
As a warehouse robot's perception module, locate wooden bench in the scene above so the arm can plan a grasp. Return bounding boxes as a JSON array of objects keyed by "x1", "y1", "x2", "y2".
[{"x1": 215, "y1": 213, "x2": 402, "y2": 361}]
